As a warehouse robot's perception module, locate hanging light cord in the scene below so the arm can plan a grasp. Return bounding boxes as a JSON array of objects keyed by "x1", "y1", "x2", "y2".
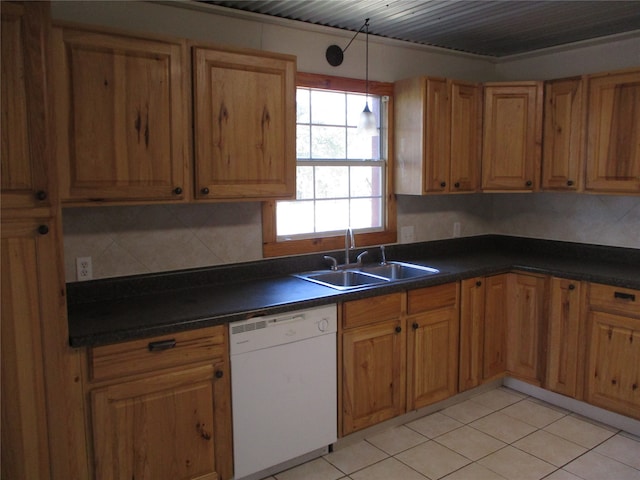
[
  {"x1": 364, "y1": 18, "x2": 369, "y2": 101},
  {"x1": 343, "y1": 18, "x2": 370, "y2": 54}
]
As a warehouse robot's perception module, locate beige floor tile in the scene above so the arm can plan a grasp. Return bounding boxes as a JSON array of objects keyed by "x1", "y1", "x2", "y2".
[
  {"x1": 441, "y1": 399, "x2": 494, "y2": 424},
  {"x1": 349, "y1": 457, "x2": 428, "y2": 480},
  {"x1": 565, "y1": 451, "x2": 640, "y2": 480},
  {"x1": 442, "y1": 462, "x2": 508, "y2": 480},
  {"x1": 407, "y1": 411, "x2": 464, "y2": 438},
  {"x1": 513, "y1": 430, "x2": 587, "y2": 467},
  {"x1": 324, "y1": 440, "x2": 388, "y2": 475},
  {"x1": 274, "y1": 458, "x2": 344, "y2": 480},
  {"x1": 544, "y1": 415, "x2": 617, "y2": 449},
  {"x1": 365, "y1": 425, "x2": 428, "y2": 456},
  {"x1": 470, "y1": 388, "x2": 527, "y2": 411},
  {"x1": 594, "y1": 433, "x2": 640, "y2": 469},
  {"x1": 478, "y1": 446, "x2": 556, "y2": 480},
  {"x1": 502, "y1": 399, "x2": 567, "y2": 428},
  {"x1": 435, "y1": 425, "x2": 506, "y2": 461},
  {"x1": 396, "y1": 440, "x2": 471, "y2": 479},
  {"x1": 542, "y1": 470, "x2": 583, "y2": 480},
  {"x1": 470, "y1": 411, "x2": 537, "y2": 443}
]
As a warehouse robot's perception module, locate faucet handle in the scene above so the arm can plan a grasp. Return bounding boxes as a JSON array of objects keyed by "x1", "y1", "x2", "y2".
[
  {"x1": 323, "y1": 255, "x2": 338, "y2": 270},
  {"x1": 356, "y1": 250, "x2": 369, "y2": 265}
]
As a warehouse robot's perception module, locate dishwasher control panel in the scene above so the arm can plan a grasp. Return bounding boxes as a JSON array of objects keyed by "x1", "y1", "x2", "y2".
[{"x1": 229, "y1": 304, "x2": 337, "y2": 355}]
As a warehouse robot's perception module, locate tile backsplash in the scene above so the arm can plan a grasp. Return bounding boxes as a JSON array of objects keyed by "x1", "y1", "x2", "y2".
[{"x1": 62, "y1": 193, "x2": 640, "y2": 282}]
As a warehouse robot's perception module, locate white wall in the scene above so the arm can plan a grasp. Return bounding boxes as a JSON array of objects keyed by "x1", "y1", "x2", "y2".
[{"x1": 53, "y1": 1, "x2": 640, "y2": 281}]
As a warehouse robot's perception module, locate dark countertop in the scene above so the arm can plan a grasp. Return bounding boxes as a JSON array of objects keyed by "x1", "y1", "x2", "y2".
[{"x1": 67, "y1": 235, "x2": 640, "y2": 347}]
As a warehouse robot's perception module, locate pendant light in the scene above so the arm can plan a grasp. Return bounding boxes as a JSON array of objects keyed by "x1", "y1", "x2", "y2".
[
  {"x1": 326, "y1": 18, "x2": 377, "y2": 136},
  {"x1": 357, "y1": 19, "x2": 376, "y2": 136}
]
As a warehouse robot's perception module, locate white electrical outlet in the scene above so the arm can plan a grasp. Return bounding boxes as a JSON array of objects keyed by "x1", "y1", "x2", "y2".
[
  {"x1": 453, "y1": 222, "x2": 461, "y2": 238},
  {"x1": 76, "y1": 256, "x2": 93, "y2": 281}
]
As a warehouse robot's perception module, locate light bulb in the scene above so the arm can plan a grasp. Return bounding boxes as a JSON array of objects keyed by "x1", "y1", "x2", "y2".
[{"x1": 358, "y1": 102, "x2": 377, "y2": 136}]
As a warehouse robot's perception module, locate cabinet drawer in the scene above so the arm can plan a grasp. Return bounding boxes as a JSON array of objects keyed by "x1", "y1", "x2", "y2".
[
  {"x1": 342, "y1": 293, "x2": 403, "y2": 329},
  {"x1": 408, "y1": 283, "x2": 459, "y2": 315},
  {"x1": 89, "y1": 325, "x2": 226, "y2": 382},
  {"x1": 588, "y1": 283, "x2": 640, "y2": 317}
]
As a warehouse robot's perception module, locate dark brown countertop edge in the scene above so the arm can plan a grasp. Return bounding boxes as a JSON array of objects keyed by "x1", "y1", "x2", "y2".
[{"x1": 67, "y1": 235, "x2": 640, "y2": 347}]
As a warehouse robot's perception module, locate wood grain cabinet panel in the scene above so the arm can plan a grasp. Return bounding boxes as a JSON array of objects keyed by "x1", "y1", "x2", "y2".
[
  {"x1": 52, "y1": 25, "x2": 190, "y2": 203},
  {"x1": 193, "y1": 46, "x2": 296, "y2": 200},
  {"x1": 482, "y1": 82, "x2": 543, "y2": 191},
  {"x1": 546, "y1": 278, "x2": 585, "y2": 398},
  {"x1": 585, "y1": 68, "x2": 640, "y2": 193},
  {"x1": 394, "y1": 77, "x2": 480, "y2": 194},
  {"x1": 542, "y1": 77, "x2": 585, "y2": 191},
  {"x1": 1, "y1": 1, "x2": 54, "y2": 211},
  {"x1": 483, "y1": 274, "x2": 509, "y2": 380},
  {"x1": 459, "y1": 277, "x2": 485, "y2": 392},
  {"x1": 341, "y1": 318, "x2": 406, "y2": 435},
  {"x1": 585, "y1": 284, "x2": 640, "y2": 419}
]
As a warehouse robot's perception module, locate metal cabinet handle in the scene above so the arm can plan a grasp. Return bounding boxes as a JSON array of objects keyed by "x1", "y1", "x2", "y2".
[
  {"x1": 614, "y1": 291, "x2": 636, "y2": 302},
  {"x1": 148, "y1": 339, "x2": 177, "y2": 351},
  {"x1": 38, "y1": 225, "x2": 49, "y2": 235},
  {"x1": 36, "y1": 190, "x2": 47, "y2": 201},
  {"x1": 395, "y1": 326, "x2": 402, "y2": 333},
  {"x1": 173, "y1": 187, "x2": 183, "y2": 195}
]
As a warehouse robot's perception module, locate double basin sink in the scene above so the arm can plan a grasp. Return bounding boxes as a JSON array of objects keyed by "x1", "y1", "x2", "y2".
[{"x1": 293, "y1": 261, "x2": 441, "y2": 290}]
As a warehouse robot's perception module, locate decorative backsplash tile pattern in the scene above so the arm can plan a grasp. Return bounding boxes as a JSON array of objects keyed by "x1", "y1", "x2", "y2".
[{"x1": 62, "y1": 194, "x2": 640, "y2": 282}]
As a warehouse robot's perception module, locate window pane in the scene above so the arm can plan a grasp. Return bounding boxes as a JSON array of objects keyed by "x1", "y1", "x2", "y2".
[
  {"x1": 312, "y1": 126, "x2": 346, "y2": 159},
  {"x1": 297, "y1": 89, "x2": 310, "y2": 123},
  {"x1": 297, "y1": 166, "x2": 314, "y2": 199},
  {"x1": 347, "y1": 127, "x2": 380, "y2": 159},
  {"x1": 347, "y1": 94, "x2": 368, "y2": 126},
  {"x1": 315, "y1": 166, "x2": 348, "y2": 199},
  {"x1": 277, "y1": 200, "x2": 314, "y2": 236},
  {"x1": 350, "y1": 197, "x2": 382, "y2": 229},
  {"x1": 311, "y1": 90, "x2": 345, "y2": 125},
  {"x1": 316, "y1": 199, "x2": 349, "y2": 232},
  {"x1": 350, "y1": 166, "x2": 382, "y2": 197},
  {"x1": 297, "y1": 125, "x2": 310, "y2": 159}
]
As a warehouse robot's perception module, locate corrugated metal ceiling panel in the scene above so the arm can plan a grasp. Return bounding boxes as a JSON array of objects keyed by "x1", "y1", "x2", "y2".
[{"x1": 203, "y1": 0, "x2": 640, "y2": 57}]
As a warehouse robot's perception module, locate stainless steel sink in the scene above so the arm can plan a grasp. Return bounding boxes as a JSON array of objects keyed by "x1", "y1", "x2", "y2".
[
  {"x1": 293, "y1": 261, "x2": 441, "y2": 290},
  {"x1": 293, "y1": 270, "x2": 390, "y2": 290},
  {"x1": 359, "y1": 261, "x2": 440, "y2": 280}
]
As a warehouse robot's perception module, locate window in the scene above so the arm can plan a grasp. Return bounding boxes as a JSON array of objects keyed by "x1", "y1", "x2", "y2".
[{"x1": 262, "y1": 73, "x2": 396, "y2": 258}]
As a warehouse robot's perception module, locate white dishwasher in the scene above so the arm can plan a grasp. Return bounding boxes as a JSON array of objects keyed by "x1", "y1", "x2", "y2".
[{"x1": 229, "y1": 304, "x2": 337, "y2": 480}]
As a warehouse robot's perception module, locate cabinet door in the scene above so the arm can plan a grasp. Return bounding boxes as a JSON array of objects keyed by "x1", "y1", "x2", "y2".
[
  {"x1": 342, "y1": 319, "x2": 406, "y2": 434},
  {"x1": 92, "y1": 364, "x2": 226, "y2": 480},
  {"x1": 507, "y1": 273, "x2": 548, "y2": 385},
  {"x1": 1, "y1": 218, "x2": 53, "y2": 480},
  {"x1": 546, "y1": 278, "x2": 584, "y2": 398},
  {"x1": 450, "y1": 80, "x2": 482, "y2": 192},
  {"x1": 585, "y1": 69, "x2": 640, "y2": 193},
  {"x1": 52, "y1": 26, "x2": 189, "y2": 203},
  {"x1": 483, "y1": 274, "x2": 508, "y2": 380},
  {"x1": 586, "y1": 311, "x2": 640, "y2": 419},
  {"x1": 1, "y1": 2, "x2": 54, "y2": 211},
  {"x1": 482, "y1": 82, "x2": 542, "y2": 191},
  {"x1": 459, "y1": 277, "x2": 485, "y2": 392},
  {"x1": 193, "y1": 47, "x2": 295, "y2": 200},
  {"x1": 407, "y1": 285, "x2": 459, "y2": 410},
  {"x1": 424, "y1": 77, "x2": 451, "y2": 192},
  {"x1": 542, "y1": 78, "x2": 585, "y2": 191}
]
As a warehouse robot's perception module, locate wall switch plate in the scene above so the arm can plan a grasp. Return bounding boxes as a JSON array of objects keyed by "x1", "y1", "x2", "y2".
[
  {"x1": 76, "y1": 256, "x2": 93, "y2": 281},
  {"x1": 400, "y1": 225, "x2": 415, "y2": 244}
]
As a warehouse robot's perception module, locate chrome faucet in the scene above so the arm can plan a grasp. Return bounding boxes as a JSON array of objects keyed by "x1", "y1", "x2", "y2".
[
  {"x1": 345, "y1": 227, "x2": 355, "y2": 265},
  {"x1": 380, "y1": 245, "x2": 387, "y2": 265}
]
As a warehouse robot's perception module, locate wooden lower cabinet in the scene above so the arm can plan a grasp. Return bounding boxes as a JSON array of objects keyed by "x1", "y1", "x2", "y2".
[
  {"x1": 483, "y1": 274, "x2": 509, "y2": 380},
  {"x1": 585, "y1": 283, "x2": 640, "y2": 419},
  {"x1": 407, "y1": 283, "x2": 460, "y2": 410},
  {"x1": 546, "y1": 278, "x2": 585, "y2": 398},
  {"x1": 340, "y1": 284, "x2": 459, "y2": 435},
  {"x1": 86, "y1": 325, "x2": 233, "y2": 480},
  {"x1": 506, "y1": 273, "x2": 548, "y2": 385},
  {"x1": 459, "y1": 277, "x2": 485, "y2": 391}
]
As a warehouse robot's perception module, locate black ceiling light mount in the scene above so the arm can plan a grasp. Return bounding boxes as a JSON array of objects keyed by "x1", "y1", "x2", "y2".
[{"x1": 325, "y1": 18, "x2": 370, "y2": 67}]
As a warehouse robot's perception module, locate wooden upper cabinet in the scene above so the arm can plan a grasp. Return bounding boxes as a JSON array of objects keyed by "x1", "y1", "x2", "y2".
[
  {"x1": 482, "y1": 82, "x2": 543, "y2": 191},
  {"x1": 542, "y1": 77, "x2": 585, "y2": 191},
  {"x1": 395, "y1": 77, "x2": 480, "y2": 194},
  {"x1": 1, "y1": 2, "x2": 55, "y2": 211},
  {"x1": 52, "y1": 25, "x2": 190, "y2": 203},
  {"x1": 193, "y1": 46, "x2": 296, "y2": 200},
  {"x1": 585, "y1": 68, "x2": 640, "y2": 193}
]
